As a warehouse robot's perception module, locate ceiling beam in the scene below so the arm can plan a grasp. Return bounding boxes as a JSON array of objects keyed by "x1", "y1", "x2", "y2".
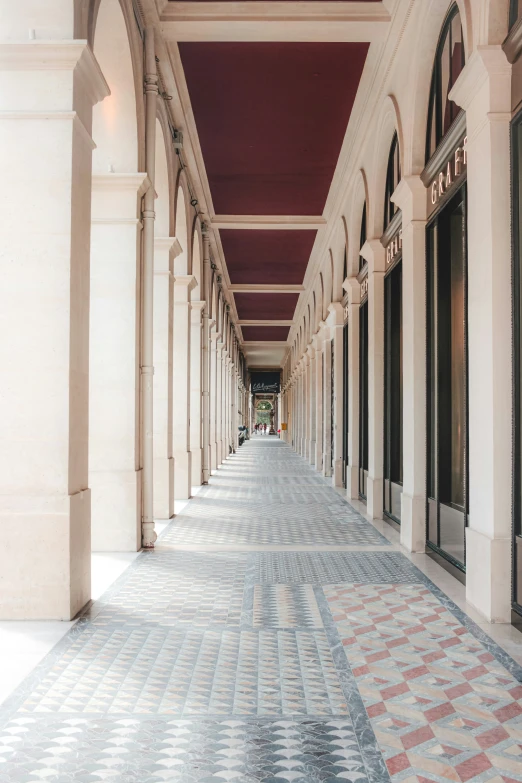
[
  {"x1": 239, "y1": 320, "x2": 293, "y2": 326},
  {"x1": 212, "y1": 215, "x2": 325, "y2": 230},
  {"x1": 160, "y1": 2, "x2": 390, "y2": 42},
  {"x1": 230, "y1": 284, "x2": 305, "y2": 293}
]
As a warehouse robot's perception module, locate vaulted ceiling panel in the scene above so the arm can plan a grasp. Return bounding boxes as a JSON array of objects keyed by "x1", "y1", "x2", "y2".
[
  {"x1": 242, "y1": 326, "x2": 290, "y2": 342},
  {"x1": 221, "y1": 229, "x2": 316, "y2": 285},
  {"x1": 235, "y1": 292, "x2": 299, "y2": 321},
  {"x1": 178, "y1": 42, "x2": 369, "y2": 215}
]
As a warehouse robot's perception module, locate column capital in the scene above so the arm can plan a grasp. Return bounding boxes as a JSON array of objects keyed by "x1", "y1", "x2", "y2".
[
  {"x1": 191, "y1": 300, "x2": 206, "y2": 322},
  {"x1": 344, "y1": 276, "x2": 361, "y2": 307},
  {"x1": 327, "y1": 301, "x2": 344, "y2": 327},
  {"x1": 392, "y1": 175, "x2": 427, "y2": 224},
  {"x1": 360, "y1": 238, "x2": 386, "y2": 274},
  {"x1": 306, "y1": 344, "x2": 315, "y2": 359},
  {"x1": 92, "y1": 172, "x2": 149, "y2": 222},
  {"x1": 450, "y1": 45, "x2": 511, "y2": 116}
]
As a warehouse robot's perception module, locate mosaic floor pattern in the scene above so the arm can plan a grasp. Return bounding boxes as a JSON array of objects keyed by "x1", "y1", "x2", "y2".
[{"x1": 1, "y1": 439, "x2": 521, "y2": 782}]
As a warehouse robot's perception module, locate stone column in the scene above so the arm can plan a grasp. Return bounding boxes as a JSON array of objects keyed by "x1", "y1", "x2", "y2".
[
  {"x1": 314, "y1": 327, "x2": 325, "y2": 471},
  {"x1": 345, "y1": 279, "x2": 361, "y2": 500},
  {"x1": 90, "y1": 173, "x2": 148, "y2": 551},
  {"x1": 303, "y1": 356, "x2": 310, "y2": 458},
  {"x1": 329, "y1": 303, "x2": 345, "y2": 487},
  {"x1": 173, "y1": 275, "x2": 196, "y2": 499},
  {"x1": 323, "y1": 332, "x2": 333, "y2": 478},
  {"x1": 0, "y1": 34, "x2": 108, "y2": 618},
  {"x1": 393, "y1": 177, "x2": 427, "y2": 552},
  {"x1": 153, "y1": 237, "x2": 180, "y2": 520},
  {"x1": 222, "y1": 350, "x2": 229, "y2": 459},
  {"x1": 201, "y1": 232, "x2": 211, "y2": 484},
  {"x1": 216, "y1": 341, "x2": 224, "y2": 464},
  {"x1": 451, "y1": 47, "x2": 513, "y2": 621},
  {"x1": 363, "y1": 240, "x2": 385, "y2": 519},
  {"x1": 190, "y1": 301, "x2": 205, "y2": 487},
  {"x1": 209, "y1": 328, "x2": 219, "y2": 471},
  {"x1": 308, "y1": 345, "x2": 316, "y2": 464}
]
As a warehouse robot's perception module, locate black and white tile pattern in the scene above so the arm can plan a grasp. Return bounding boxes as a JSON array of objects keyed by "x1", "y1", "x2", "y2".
[{"x1": 1, "y1": 439, "x2": 521, "y2": 783}]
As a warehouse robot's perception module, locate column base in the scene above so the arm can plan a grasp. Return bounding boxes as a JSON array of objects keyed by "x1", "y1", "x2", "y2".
[
  {"x1": 315, "y1": 442, "x2": 323, "y2": 473},
  {"x1": 346, "y1": 465, "x2": 359, "y2": 500},
  {"x1": 0, "y1": 489, "x2": 91, "y2": 620},
  {"x1": 367, "y1": 476, "x2": 383, "y2": 519},
  {"x1": 309, "y1": 440, "x2": 316, "y2": 466},
  {"x1": 91, "y1": 470, "x2": 141, "y2": 551},
  {"x1": 323, "y1": 453, "x2": 332, "y2": 478},
  {"x1": 333, "y1": 458, "x2": 344, "y2": 487},
  {"x1": 465, "y1": 528, "x2": 512, "y2": 623},
  {"x1": 174, "y1": 450, "x2": 192, "y2": 500},
  {"x1": 191, "y1": 447, "x2": 202, "y2": 487},
  {"x1": 153, "y1": 457, "x2": 174, "y2": 520},
  {"x1": 400, "y1": 492, "x2": 426, "y2": 553}
]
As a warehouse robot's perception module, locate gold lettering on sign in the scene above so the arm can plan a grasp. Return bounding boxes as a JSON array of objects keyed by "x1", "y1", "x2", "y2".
[
  {"x1": 430, "y1": 136, "x2": 467, "y2": 205},
  {"x1": 360, "y1": 277, "x2": 369, "y2": 298},
  {"x1": 386, "y1": 228, "x2": 402, "y2": 266}
]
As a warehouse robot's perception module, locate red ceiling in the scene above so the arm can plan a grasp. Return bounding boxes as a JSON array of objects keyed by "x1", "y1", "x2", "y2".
[
  {"x1": 221, "y1": 229, "x2": 316, "y2": 284},
  {"x1": 242, "y1": 326, "x2": 290, "y2": 342},
  {"x1": 178, "y1": 42, "x2": 369, "y2": 215},
  {"x1": 235, "y1": 292, "x2": 299, "y2": 320}
]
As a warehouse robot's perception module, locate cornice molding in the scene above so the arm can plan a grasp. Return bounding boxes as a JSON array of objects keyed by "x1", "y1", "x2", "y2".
[{"x1": 92, "y1": 172, "x2": 149, "y2": 196}]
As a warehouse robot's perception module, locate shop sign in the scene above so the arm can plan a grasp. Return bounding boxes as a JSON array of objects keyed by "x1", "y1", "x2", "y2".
[
  {"x1": 343, "y1": 303, "x2": 349, "y2": 323},
  {"x1": 386, "y1": 228, "x2": 402, "y2": 267},
  {"x1": 430, "y1": 136, "x2": 467, "y2": 206},
  {"x1": 360, "y1": 276, "x2": 369, "y2": 300}
]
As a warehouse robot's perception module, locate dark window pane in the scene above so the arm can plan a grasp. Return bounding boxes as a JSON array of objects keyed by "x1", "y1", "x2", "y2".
[
  {"x1": 359, "y1": 302, "x2": 369, "y2": 498},
  {"x1": 359, "y1": 203, "x2": 367, "y2": 270}
]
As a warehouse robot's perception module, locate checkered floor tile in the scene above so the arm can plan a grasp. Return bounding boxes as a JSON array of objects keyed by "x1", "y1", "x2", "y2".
[{"x1": 1, "y1": 439, "x2": 521, "y2": 783}]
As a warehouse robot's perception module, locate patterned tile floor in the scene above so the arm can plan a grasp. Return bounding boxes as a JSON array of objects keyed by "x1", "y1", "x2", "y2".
[{"x1": 1, "y1": 439, "x2": 522, "y2": 782}]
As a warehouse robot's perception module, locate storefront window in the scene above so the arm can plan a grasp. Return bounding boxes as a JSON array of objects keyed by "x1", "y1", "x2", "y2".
[
  {"x1": 384, "y1": 133, "x2": 400, "y2": 229},
  {"x1": 510, "y1": 0, "x2": 522, "y2": 29},
  {"x1": 426, "y1": 189, "x2": 468, "y2": 570},
  {"x1": 426, "y1": 5, "x2": 465, "y2": 162}
]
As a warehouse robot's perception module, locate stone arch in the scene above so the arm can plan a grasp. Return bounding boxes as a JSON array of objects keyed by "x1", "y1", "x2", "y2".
[
  {"x1": 174, "y1": 174, "x2": 190, "y2": 275},
  {"x1": 407, "y1": 0, "x2": 473, "y2": 175},
  {"x1": 368, "y1": 95, "x2": 404, "y2": 240},
  {"x1": 92, "y1": 0, "x2": 142, "y2": 174},
  {"x1": 346, "y1": 169, "x2": 369, "y2": 277},
  {"x1": 155, "y1": 117, "x2": 170, "y2": 237}
]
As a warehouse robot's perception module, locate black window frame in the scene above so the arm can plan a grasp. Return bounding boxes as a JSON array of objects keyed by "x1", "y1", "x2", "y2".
[
  {"x1": 425, "y1": 4, "x2": 466, "y2": 163},
  {"x1": 511, "y1": 107, "x2": 522, "y2": 617},
  {"x1": 384, "y1": 132, "x2": 401, "y2": 230},
  {"x1": 359, "y1": 202, "x2": 367, "y2": 271},
  {"x1": 510, "y1": 0, "x2": 522, "y2": 29}
]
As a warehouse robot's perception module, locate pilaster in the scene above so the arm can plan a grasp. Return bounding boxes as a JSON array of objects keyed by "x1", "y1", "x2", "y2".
[
  {"x1": 314, "y1": 324, "x2": 326, "y2": 472},
  {"x1": 153, "y1": 237, "x2": 181, "y2": 519},
  {"x1": 0, "y1": 37, "x2": 108, "y2": 618},
  {"x1": 361, "y1": 239, "x2": 385, "y2": 519},
  {"x1": 393, "y1": 176, "x2": 428, "y2": 552},
  {"x1": 328, "y1": 303, "x2": 345, "y2": 487},
  {"x1": 172, "y1": 275, "x2": 197, "y2": 499},
  {"x1": 190, "y1": 300, "x2": 205, "y2": 487},
  {"x1": 451, "y1": 46, "x2": 513, "y2": 621},
  {"x1": 344, "y1": 278, "x2": 360, "y2": 499},
  {"x1": 307, "y1": 345, "x2": 316, "y2": 464}
]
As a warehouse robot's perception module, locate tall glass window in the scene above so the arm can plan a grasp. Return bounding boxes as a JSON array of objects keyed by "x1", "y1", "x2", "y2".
[
  {"x1": 359, "y1": 203, "x2": 367, "y2": 271},
  {"x1": 426, "y1": 189, "x2": 468, "y2": 569},
  {"x1": 359, "y1": 301, "x2": 369, "y2": 499},
  {"x1": 384, "y1": 262, "x2": 403, "y2": 521},
  {"x1": 426, "y1": 5, "x2": 465, "y2": 162},
  {"x1": 384, "y1": 133, "x2": 400, "y2": 230},
  {"x1": 510, "y1": 0, "x2": 522, "y2": 28}
]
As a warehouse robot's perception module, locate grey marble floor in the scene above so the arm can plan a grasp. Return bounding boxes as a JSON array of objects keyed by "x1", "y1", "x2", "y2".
[{"x1": 1, "y1": 439, "x2": 522, "y2": 783}]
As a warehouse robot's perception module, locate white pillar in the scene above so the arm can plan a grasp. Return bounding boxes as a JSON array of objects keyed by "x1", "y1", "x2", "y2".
[
  {"x1": 153, "y1": 237, "x2": 180, "y2": 519},
  {"x1": 314, "y1": 328, "x2": 325, "y2": 471},
  {"x1": 90, "y1": 173, "x2": 148, "y2": 551},
  {"x1": 308, "y1": 346, "x2": 316, "y2": 464},
  {"x1": 329, "y1": 303, "x2": 345, "y2": 487},
  {"x1": 345, "y1": 279, "x2": 361, "y2": 499},
  {"x1": 0, "y1": 34, "x2": 108, "y2": 618},
  {"x1": 393, "y1": 177, "x2": 427, "y2": 552},
  {"x1": 363, "y1": 240, "x2": 385, "y2": 519},
  {"x1": 303, "y1": 357, "x2": 310, "y2": 458},
  {"x1": 173, "y1": 275, "x2": 196, "y2": 499},
  {"x1": 190, "y1": 301, "x2": 205, "y2": 487},
  {"x1": 452, "y1": 47, "x2": 513, "y2": 621},
  {"x1": 209, "y1": 329, "x2": 219, "y2": 471},
  {"x1": 216, "y1": 341, "x2": 224, "y2": 464},
  {"x1": 323, "y1": 334, "x2": 333, "y2": 478}
]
